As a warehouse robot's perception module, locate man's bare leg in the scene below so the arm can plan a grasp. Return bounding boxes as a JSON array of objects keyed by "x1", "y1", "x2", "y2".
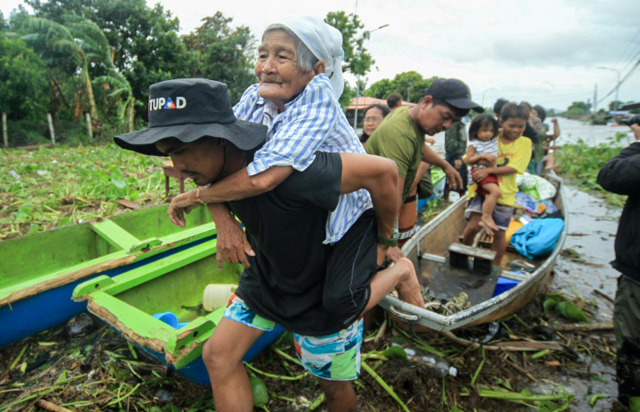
[
  {"x1": 318, "y1": 379, "x2": 356, "y2": 412},
  {"x1": 462, "y1": 212, "x2": 483, "y2": 245},
  {"x1": 491, "y1": 229, "x2": 507, "y2": 265},
  {"x1": 478, "y1": 183, "x2": 500, "y2": 236},
  {"x1": 365, "y1": 257, "x2": 425, "y2": 310},
  {"x1": 398, "y1": 200, "x2": 418, "y2": 247},
  {"x1": 202, "y1": 317, "x2": 264, "y2": 412}
]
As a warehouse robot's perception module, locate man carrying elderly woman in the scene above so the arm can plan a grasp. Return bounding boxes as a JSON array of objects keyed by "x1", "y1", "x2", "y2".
[{"x1": 159, "y1": 17, "x2": 424, "y2": 411}]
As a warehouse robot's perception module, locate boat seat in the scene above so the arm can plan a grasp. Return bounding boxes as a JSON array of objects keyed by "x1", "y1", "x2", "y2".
[
  {"x1": 161, "y1": 159, "x2": 189, "y2": 197},
  {"x1": 448, "y1": 243, "x2": 496, "y2": 275}
]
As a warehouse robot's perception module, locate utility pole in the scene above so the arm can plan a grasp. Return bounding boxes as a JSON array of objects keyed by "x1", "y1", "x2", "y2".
[
  {"x1": 593, "y1": 83, "x2": 598, "y2": 116},
  {"x1": 597, "y1": 66, "x2": 622, "y2": 111}
]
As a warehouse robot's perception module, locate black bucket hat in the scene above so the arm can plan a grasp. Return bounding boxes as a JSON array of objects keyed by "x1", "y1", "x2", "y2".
[
  {"x1": 114, "y1": 79, "x2": 267, "y2": 156},
  {"x1": 426, "y1": 78, "x2": 484, "y2": 113}
]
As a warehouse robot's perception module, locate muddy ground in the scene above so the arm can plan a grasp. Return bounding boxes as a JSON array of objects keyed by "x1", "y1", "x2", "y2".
[{"x1": 0, "y1": 184, "x2": 623, "y2": 412}]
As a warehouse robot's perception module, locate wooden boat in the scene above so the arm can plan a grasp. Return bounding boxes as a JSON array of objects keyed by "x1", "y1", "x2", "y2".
[
  {"x1": 72, "y1": 241, "x2": 284, "y2": 385},
  {"x1": 379, "y1": 173, "x2": 568, "y2": 331},
  {"x1": 0, "y1": 204, "x2": 217, "y2": 347}
]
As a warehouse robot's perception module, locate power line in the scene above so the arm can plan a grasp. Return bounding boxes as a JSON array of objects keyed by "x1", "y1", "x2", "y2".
[
  {"x1": 598, "y1": 58, "x2": 640, "y2": 105},
  {"x1": 620, "y1": 44, "x2": 640, "y2": 75},
  {"x1": 615, "y1": 26, "x2": 640, "y2": 69}
]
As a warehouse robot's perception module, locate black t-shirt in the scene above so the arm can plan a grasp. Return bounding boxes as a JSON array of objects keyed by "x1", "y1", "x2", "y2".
[{"x1": 229, "y1": 152, "x2": 361, "y2": 336}]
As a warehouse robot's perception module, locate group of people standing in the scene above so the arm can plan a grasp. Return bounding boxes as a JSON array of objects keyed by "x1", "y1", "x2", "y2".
[
  {"x1": 358, "y1": 90, "x2": 561, "y2": 266},
  {"x1": 112, "y1": 14, "x2": 637, "y2": 412}
]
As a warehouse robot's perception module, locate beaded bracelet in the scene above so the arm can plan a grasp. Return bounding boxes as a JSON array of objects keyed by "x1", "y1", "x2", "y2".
[{"x1": 195, "y1": 184, "x2": 211, "y2": 205}]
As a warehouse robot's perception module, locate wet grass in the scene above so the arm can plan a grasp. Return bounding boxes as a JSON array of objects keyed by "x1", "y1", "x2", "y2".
[
  {"x1": 555, "y1": 140, "x2": 627, "y2": 208},
  {"x1": 1, "y1": 144, "x2": 171, "y2": 240}
]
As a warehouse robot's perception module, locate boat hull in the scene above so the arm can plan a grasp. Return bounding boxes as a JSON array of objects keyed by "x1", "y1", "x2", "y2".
[
  {"x1": 379, "y1": 173, "x2": 567, "y2": 331},
  {"x1": 72, "y1": 241, "x2": 284, "y2": 385},
  {"x1": 1, "y1": 205, "x2": 217, "y2": 348}
]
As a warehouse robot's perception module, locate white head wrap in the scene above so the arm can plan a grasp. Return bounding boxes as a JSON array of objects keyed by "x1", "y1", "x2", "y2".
[{"x1": 272, "y1": 16, "x2": 345, "y2": 99}]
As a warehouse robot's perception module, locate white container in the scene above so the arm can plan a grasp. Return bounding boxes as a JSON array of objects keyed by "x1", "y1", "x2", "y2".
[{"x1": 202, "y1": 284, "x2": 237, "y2": 312}]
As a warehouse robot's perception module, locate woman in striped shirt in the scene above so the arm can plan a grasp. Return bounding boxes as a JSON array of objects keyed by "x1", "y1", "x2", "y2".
[{"x1": 167, "y1": 16, "x2": 384, "y2": 266}]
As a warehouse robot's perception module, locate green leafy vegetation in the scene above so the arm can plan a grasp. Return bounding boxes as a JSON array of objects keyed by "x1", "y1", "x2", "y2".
[
  {"x1": 0, "y1": 144, "x2": 170, "y2": 239},
  {"x1": 555, "y1": 138, "x2": 628, "y2": 207},
  {"x1": 1, "y1": 2, "x2": 381, "y2": 147}
]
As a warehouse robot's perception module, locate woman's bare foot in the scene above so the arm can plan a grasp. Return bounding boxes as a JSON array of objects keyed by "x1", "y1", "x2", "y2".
[{"x1": 394, "y1": 258, "x2": 425, "y2": 307}]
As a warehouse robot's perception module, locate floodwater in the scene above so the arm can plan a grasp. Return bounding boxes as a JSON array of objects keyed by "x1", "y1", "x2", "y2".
[{"x1": 552, "y1": 184, "x2": 621, "y2": 318}]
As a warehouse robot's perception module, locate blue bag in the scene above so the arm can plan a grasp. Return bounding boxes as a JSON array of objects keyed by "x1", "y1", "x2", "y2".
[{"x1": 509, "y1": 218, "x2": 564, "y2": 259}]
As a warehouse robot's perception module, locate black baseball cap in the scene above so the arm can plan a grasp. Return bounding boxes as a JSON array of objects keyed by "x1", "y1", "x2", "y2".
[
  {"x1": 425, "y1": 78, "x2": 484, "y2": 113},
  {"x1": 114, "y1": 79, "x2": 267, "y2": 156}
]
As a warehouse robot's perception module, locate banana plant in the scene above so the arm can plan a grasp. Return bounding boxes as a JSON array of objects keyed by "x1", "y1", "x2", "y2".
[{"x1": 18, "y1": 15, "x2": 114, "y2": 123}]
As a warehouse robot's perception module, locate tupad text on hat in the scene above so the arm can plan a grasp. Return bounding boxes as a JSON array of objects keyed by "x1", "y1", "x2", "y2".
[{"x1": 149, "y1": 96, "x2": 187, "y2": 111}]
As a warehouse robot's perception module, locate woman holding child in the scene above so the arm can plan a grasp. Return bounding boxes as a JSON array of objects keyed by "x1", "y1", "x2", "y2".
[{"x1": 462, "y1": 102, "x2": 532, "y2": 265}]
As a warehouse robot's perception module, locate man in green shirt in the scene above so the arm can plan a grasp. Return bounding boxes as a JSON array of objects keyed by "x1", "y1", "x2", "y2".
[{"x1": 365, "y1": 78, "x2": 483, "y2": 253}]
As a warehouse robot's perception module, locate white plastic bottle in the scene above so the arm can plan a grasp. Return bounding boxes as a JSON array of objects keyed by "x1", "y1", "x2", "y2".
[{"x1": 202, "y1": 284, "x2": 237, "y2": 311}]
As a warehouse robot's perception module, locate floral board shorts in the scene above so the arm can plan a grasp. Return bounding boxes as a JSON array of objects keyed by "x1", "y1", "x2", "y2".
[{"x1": 224, "y1": 295, "x2": 364, "y2": 381}]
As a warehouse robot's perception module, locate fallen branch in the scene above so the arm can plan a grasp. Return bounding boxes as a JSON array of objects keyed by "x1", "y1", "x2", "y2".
[
  {"x1": 441, "y1": 331, "x2": 563, "y2": 351},
  {"x1": 493, "y1": 341, "x2": 564, "y2": 351},
  {"x1": 115, "y1": 199, "x2": 141, "y2": 210},
  {"x1": 592, "y1": 289, "x2": 615, "y2": 304},
  {"x1": 35, "y1": 399, "x2": 74, "y2": 412},
  {"x1": 504, "y1": 355, "x2": 538, "y2": 381},
  {"x1": 551, "y1": 322, "x2": 613, "y2": 332}
]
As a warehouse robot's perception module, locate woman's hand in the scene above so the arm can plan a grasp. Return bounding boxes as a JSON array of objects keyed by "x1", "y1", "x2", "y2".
[
  {"x1": 215, "y1": 216, "x2": 254, "y2": 269},
  {"x1": 167, "y1": 190, "x2": 198, "y2": 227}
]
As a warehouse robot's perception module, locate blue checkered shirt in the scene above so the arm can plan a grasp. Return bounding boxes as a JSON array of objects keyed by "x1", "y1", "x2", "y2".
[{"x1": 233, "y1": 74, "x2": 373, "y2": 244}]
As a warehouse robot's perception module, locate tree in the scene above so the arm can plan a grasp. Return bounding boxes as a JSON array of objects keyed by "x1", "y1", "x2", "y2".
[
  {"x1": 365, "y1": 72, "x2": 439, "y2": 103},
  {"x1": 0, "y1": 33, "x2": 49, "y2": 119},
  {"x1": 0, "y1": 11, "x2": 8, "y2": 31},
  {"x1": 609, "y1": 100, "x2": 623, "y2": 111},
  {"x1": 18, "y1": 15, "x2": 113, "y2": 121},
  {"x1": 182, "y1": 12, "x2": 256, "y2": 103},
  {"x1": 566, "y1": 101, "x2": 590, "y2": 117},
  {"x1": 26, "y1": 0, "x2": 194, "y2": 121},
  {"x1": 324, "y1": 11, "x2": 374, "y2": 78}
]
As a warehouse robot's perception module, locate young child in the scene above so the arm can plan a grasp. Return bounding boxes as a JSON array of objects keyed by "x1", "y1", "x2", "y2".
[
  {"x1": 464, "y1": 114, "x2": 501, "y2": 234},
  {"x1": 462, "y1": 102, "x2": 532, "y2": 265}
]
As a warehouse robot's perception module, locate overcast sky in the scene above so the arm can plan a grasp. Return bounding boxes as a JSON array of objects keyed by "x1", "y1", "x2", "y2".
[{"x1": 2, "y1": 0, "x2": 639, "y2": 112}]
